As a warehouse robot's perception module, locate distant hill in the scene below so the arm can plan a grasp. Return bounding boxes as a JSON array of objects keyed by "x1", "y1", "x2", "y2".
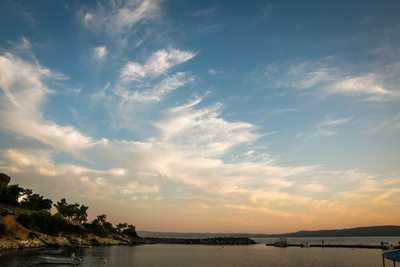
[{"x1": 137, "y1": 225, "x2": 400, "y2": 238}]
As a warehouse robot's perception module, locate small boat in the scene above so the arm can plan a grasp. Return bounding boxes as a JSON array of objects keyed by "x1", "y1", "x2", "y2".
[
  {"x1": 300, "y1": 242, "x2": 311, "y2": 248},
  {"x1": 38, "y1": 249, "x2": 63, "y2": 255},
  {"x1": 38, "y1": 252, "x2": 81, "y2": 264},
  {"x1": 381, "y1": 241, "x2": 395, "y2": 250},
  {"x1": 274, "y1": 237, "x2": 289, "y2": 247},
  {"x1": 75, "y1": 236, "x2": 92, "y2": 248}
]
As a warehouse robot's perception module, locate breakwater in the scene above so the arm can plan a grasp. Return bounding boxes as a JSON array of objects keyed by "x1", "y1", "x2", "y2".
[{"x1": 143, "y1": 237, "x2": 256, "y2": 245}]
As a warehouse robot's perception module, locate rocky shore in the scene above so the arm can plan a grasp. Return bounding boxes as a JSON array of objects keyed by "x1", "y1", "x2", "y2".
[
  {"x1": 0, "y1": 234, "x2": 142, "y2": 251},
  {"x1": 143, "y1": 237, "x2": 257, "y2": 245}
]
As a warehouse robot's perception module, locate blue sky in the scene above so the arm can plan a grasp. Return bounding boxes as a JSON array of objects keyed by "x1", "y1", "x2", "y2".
[{"x1": 0, "y1": 0, "x2": 399, "y2": 234}]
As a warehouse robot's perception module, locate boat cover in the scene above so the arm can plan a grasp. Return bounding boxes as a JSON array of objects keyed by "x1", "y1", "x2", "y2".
[{"x1": 383, "y1": 250, "x2": 400, "y2": 262}]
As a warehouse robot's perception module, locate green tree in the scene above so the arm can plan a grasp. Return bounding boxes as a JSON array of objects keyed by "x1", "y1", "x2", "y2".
[
  {"x1": 97, "y1": 214, "x2": 107, "y2": 225},
  {"x1": 54, "y1": 198, "x2": 69, "y2": 219},
  {"x1": 116, "y1": 223, "x2": 128, "y2": 233},
  {"x1": 0, "y1": 184, "x2": 25, "y2": 206},
  {"x1": 0, "y1": 173, "x2": 11, "y2": 197},
  {"x1": 20, "y1": 191, "x2": 52, "y2": 211},
  {"x1": 54, "y1": 199, "x2": 88, "y2": 222},
  {"x1": 90, "y1": 219, "x2": 109, "y2": 237},
  {"x1": 75, "y1": 205, "x2": 89, "y2": 223},
  {"x1": 122, "y1": 224, "x2": 138, "y2": 238}
]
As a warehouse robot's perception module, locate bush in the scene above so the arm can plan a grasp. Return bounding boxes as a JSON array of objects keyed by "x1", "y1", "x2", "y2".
[
  {"x1": 85, "y1": 220, "x2": 109, "y2": 238},
  {"x1": 0, "y1": 223, "x2": 6, "y2": 236},
  {"x1": 28, "y1": 232, "x2": 39, "y2": 239},
  {"x1": 30, "y1": 210, "x2": 60, "y2": 236},
  {"x1": 90, "y1": 238, "x2": 100, "y2": 246},
  {"x1": 1, "y1": 210, "x2": 14, "y2": 217},
  {"x1": 17, "y1": 213, "x2": 35, "y2": 229}
]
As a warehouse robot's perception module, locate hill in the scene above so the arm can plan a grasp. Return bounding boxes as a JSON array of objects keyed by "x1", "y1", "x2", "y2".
[{"x1": 137, "y1": 225, "x2": 400, "y2": 238}]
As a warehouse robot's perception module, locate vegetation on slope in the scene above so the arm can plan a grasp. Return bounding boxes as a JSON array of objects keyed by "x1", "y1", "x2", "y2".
[{"x1": 0, "y1": 173, "x2": 138, "y2": 241}]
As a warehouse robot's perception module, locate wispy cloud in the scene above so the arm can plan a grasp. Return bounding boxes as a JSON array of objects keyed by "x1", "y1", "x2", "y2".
[
  {"x1": 155, "y1": 97, "x2": 260, "y2": 157},
  {"x1": 89, "y1": 46, "x2": 197, "y2": 130},
  {"x1": 208, "y1": 69, "x2": 224, "y2": 75},
  {"x1": 359, "y1": 15, "x2": 377, "y2": 25},
  {"x1": 254, "y1": 3, "x2": 273, "y2": 23},
  {"x1": 193, "y1": 6, "x2": 220, "y2": 17},
  {"x1": 0, "y1": 45, "x2": 95, "y2": 157},
  {"x1": 319, "y1": 117, "x2": 353, "y2": 126},
  {"x1": 93, "y1": 46, "x2": 108, "y2": 60},
  {"x1": 312, "y1": 116, "x2": 353, "y2": 137},
  {"x1": 81, "y1": 0, "x2": 162, "y2": 36},
  {"x1": 198, "y1": 24, "x2": 229, "y2": 34},
  {"x1": 120, "y1": 47, "x2": 196, "y2": 82},
  {"x1": 254, "y1": 59, "x2": 400, "y2": 101}
]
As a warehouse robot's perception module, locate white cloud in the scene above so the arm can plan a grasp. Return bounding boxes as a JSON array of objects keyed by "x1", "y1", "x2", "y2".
[
  {"x1": 0, "y1": 53, "x2": 95, "y2": 156},
  {"x1": 330, "y1": 73, "x2": 389, "y2": 96},
  {"x1": 207, "y1": 69, "x2": 224, "y2": 75},
  {"x1": 257, "y1": 60, "x2": 400, "y2": 101},
  {"x1": 120, "y1": 181, "x2": 159, "y2": 194},
  {"x1": 93, "y1": 46, "x2": 107, "y2": 60},
  {"x1": 312, "y1": 117, "x2": 352, "y2": 137},
  {"x1": 116, "y1": 72, "x2": 194, "y2": 103},
  {"x1": 0, "y1": 149, "x2": 117, "y2": 196},
  {"x1": 155, "y1": 98, "x2": 259, "y2": 157},
  {"x1": 81, "y1": 0, "x2": 161, "y2": 36},
  {"x1": 83, "y1": 13, "x2": 94, "y2": 27},
  {"x1": 120, "y1": 47, "x2": 196, "y2": 83},
  {"x1": 319, "y1": 117, "x2": 353, "y2": 126}
]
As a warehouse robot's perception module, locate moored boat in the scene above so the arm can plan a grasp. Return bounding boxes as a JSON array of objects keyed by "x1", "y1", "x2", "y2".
[
  {"x1": 38, "y1": 249, "x2": 63, "y2": 255},
  {"x1": 273, "y1": 237, "x2": 289, "y2": 247},
  {"x1": 38, "y1": 252, "x2": 81, "y2": 264}
]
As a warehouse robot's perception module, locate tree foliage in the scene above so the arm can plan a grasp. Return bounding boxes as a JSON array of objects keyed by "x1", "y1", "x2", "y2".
[
  {"x1": 0, "y1": 173, "x2": 11, "y2": 196},
  {"x1": 20, "y1": 190, "x2": 52, "y2": 211},
  {"x1": 54, "y1": 198, "x2": 88, "y2": 223},
  {"x1": 0, "y1": 184, "x2": 25, "y2": 206},
  {"x1": 1, "y1": 173, "x2": 139, "y2": 240}
]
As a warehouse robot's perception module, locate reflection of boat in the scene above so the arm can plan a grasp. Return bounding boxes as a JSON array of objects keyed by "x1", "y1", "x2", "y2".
[
  {"x1": 76, "y1": 244, "x2": 92, "y2": 248},
  {"x1": 38, "y1": 252, "x2": 81, "y2": 264},
  {"x1": 274, "y1": 237, "x2": 289, "y2": 247},
  {"x1": 300, "y1": 242, "x2": 311, "y2": 248},
  {"x1": 38, "y1": 249, "x2": 63, "y2": 255}
]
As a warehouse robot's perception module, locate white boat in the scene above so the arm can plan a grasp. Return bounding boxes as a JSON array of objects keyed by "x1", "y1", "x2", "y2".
[
  {"x1": 38, "y1": 249, "x2": 63, "y2": 255},
  {"x1": 38, "y1": 252, "x2": 81, "y2": 264},
  {"x1": 381, "y1": 241, "x2": 395, "y2": 250},
  {"x1": 300, "y1": 242, "x2": 311, "y2": 248},
  {"x1": 274, "y1": 237, "x2": 289, "y2": 247}
]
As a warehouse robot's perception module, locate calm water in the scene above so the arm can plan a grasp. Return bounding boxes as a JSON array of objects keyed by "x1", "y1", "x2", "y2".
[{"x1": 1, "y1": 237, "x2": 398, "y2": 266}]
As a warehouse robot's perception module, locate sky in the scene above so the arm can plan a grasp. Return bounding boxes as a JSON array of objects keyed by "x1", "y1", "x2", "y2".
[{"x1": 0, "y1": 0, "x2": 399, "y2": 234}]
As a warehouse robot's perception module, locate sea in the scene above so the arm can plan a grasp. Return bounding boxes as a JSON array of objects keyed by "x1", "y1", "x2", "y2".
[{"x1": 1, "y1": 237, "x2": 399, "y2": 266}]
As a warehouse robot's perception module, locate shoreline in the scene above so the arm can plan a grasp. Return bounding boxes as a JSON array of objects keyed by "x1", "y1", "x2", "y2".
[{"x1": 0, "y1": 237, "x2": 256, "y2": 251}]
